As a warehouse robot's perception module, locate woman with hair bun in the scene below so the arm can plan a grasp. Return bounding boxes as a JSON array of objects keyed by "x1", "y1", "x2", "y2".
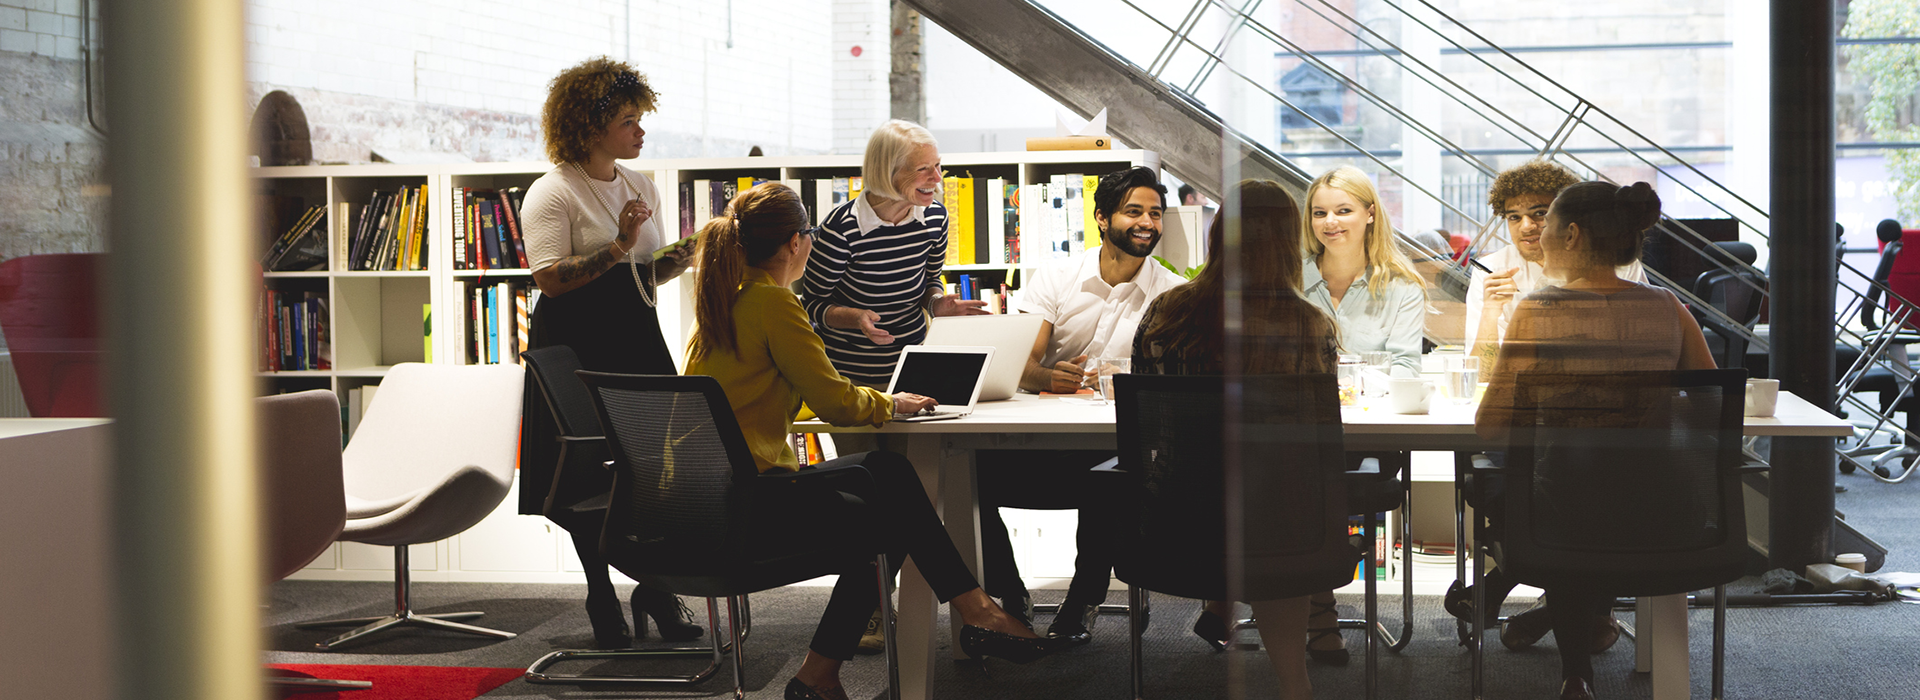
[
  {"x1": 1474, "y1": 181, "x2": 1716, "y2": 700},
  {"x1": 686, "y1": 183, "x2": 1059, "y2": 700}
]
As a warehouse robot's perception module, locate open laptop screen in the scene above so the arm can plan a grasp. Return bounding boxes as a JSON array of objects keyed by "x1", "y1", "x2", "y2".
[{"x1": 890, "y1": 350, "x2": 989, "y2": 406}]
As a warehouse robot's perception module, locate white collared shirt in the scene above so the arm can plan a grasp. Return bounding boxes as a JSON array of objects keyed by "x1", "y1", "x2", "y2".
[
  {"x1": 1464, "y1": 245, "x2": 1648, "y2": 348},
  {"x1": 1024, "y1": 248, "x2": 1188, "y2": 368},
  {"x1": 852, "y1": 192, "x2": 928, "y2": 233}
]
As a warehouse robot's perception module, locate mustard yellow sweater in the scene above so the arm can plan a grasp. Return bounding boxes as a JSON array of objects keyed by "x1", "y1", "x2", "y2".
[{"x1": 686, "y1": 267, "x2": 894, "y2": 472}]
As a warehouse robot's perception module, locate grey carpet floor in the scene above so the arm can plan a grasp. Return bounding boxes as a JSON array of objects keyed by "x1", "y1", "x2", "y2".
[{"x1": 265, "y1": 466, "x2": 1920, "y2": 698}]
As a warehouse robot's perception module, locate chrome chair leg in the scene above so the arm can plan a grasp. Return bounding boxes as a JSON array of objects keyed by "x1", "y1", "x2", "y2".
[
  {"x1": 523, "y1": 594, "x2": 746, "y2": 685},
  {"x1": 1712, "y1": 584, "x2": 1727, "y2": 700},
  {"x1": 878, "y1": 553, "x2": 900, "y2": 700},
  {"x1": 1128, "y1": 585, "x2": 1146, "y2": 700},
  {"x1": 296, "y1": 546, "x2": 515, "y2": 650},
  {"x1": 270, "y1": 677, "x2": 373, "y2": 693}
]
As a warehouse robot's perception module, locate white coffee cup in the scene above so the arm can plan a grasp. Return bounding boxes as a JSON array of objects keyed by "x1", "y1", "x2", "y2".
[
  {"x1": 1388, "y1": 377, "x2": 1435, "y2": 415},
  {"x1": 1745, "y1": 378, "x2": 1780, "y2": 418}
]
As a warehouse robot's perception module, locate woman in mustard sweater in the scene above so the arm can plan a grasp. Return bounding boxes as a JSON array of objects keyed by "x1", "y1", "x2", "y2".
[{"x1": 684, "y1": 182, "x2": 1058, "y2": 700}]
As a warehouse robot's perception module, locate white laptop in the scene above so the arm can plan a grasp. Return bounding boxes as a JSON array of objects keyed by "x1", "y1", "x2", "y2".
[
  {"x1": 925, "y1": 314, "x2": 1045, "y2": 401},
  {"x1": 884, "y1": 345, "x2": 995, "y2": 422}
]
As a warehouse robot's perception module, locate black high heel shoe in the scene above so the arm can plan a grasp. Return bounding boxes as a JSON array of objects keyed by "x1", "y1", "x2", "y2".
[
  {"x1": 1192, "y1": 608, "x2": 1229, "y2": 652},
  {"x1": 784, "y1": 677, "x2": 848, "y2": 700},
  {"x1": 632, "y1": 586, "x2": 705, "y2": 642},
  {"x1": 585, "y1": 594, "x2": 632, "y2": 650},
  {"x1": 1306, "y1": 598, "x2": 1348, "y2": 666},
  {"x1": 959, "y1": 625, "x2": 1065, "y2": 664}
]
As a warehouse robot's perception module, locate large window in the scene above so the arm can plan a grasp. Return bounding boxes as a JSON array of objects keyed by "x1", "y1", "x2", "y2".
[{"x1": 1278, "y1": 63, "x2": 1345, "y2": 130}]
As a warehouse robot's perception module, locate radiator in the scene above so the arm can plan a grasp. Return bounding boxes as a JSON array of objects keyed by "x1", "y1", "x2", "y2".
[{"x1": 0, "y1": 352, "x2": 29, "y2": 417}]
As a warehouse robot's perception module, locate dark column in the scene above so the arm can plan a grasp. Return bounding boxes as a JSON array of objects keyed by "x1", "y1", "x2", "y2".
[{"x1": 1767, "y1": 0, "x2": 1837, "y2": 571}]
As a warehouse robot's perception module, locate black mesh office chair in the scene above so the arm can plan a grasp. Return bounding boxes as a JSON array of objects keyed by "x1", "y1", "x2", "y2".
[
  {"x1": 520, "y1": 348, "x2": 743, "y2": 685},
  {"x1": 1466, "y1": 370, "x2": 1757, "y2": 700},
  {"x1": 1689, "y1": 242, "x2": 1767, "y2": 371},
  {"x1": 540, "y1": 372, "x2": 900, "y2": 700},
  {"x1": 1103, "y1": 374, "x2": 1375, "y2": 699}
]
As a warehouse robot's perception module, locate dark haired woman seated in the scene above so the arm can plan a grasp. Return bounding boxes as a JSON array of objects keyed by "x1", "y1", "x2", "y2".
[
  {"x1": 1130, "y1": 179, "x2": 1340, "y2": 700},
  {"x1": 1473, "y1": 181, "x2": 1717, "y2": 700},
  {"x1": 684, "y1": 182, "x2": 1059, "y2": 700}
]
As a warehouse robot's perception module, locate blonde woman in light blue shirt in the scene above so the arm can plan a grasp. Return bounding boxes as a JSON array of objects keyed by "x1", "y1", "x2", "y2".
[
  {"x1": 1301, "y1": 166, "x2": 1427, "y2": 379},
  {"x1": 1296, "y1": 165, "x2": 1428, "y2": 666}
]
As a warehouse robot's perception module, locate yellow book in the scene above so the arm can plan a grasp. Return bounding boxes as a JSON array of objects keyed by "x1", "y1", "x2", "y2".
[
  {"x1": 850, "y1": 176, "x2": 864, "y2": 201},
  {"x1": 422, "y1": 303, "x2": 432, "y2": 362},
  {"x1": 1083, "y1": 175, "x2": 1100, "y2": 251},
  {"x1": 412, "y1": 183, "x2": 429, "y2": 270},
  {"x1": 954, "y1": 177, "x2": 975, "y2": 265},
  {"x1": 737, "y1": 176, "x2": 755, "y2": 193},
  {"x1": 942, "y1": 176, "x2": 961, "y2": 265}
]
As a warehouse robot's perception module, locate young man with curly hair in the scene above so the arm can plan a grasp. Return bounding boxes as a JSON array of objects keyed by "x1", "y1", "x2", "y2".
[
  {"x1": 1456, "y1": 160, "x2": 1637, "y2": 657},
  {"x1": 1465, "y1": 160, "x2": 1647, "y2": 366},
  {"x1": 516, "y1": 56, "x2": 703, "y2": 650}
]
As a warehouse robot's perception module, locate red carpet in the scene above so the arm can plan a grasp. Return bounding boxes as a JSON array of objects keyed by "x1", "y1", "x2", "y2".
[{"x1": 268, "y1": 664, "x2": 521, "y2": 700}]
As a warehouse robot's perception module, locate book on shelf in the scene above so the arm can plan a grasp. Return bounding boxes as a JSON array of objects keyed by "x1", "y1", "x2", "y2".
[
  {"x1": 259, "y1": 289, "x2": 329, "y2": 371},
  {"x1": 679, "y1": 182, "x2": 697, "y2": 239},
  {"x1": 692, "y1": 178, "x2": 712, "y2": 229},
  {"x1": 941, "y1": 177, "x2": 960, "y2": 266},
  {"x1": 498, "y1": 187, "x2": 530, "y2": 269},
  {"x1": 1081, "y1": 175, "x2": 1100, "y2": 252},
  {"x1": 344, "y1": 185, "x2": 432, "y2": 271},
  {"x1": 263, "y1": 204, "x2": 329, "y2": 272},
  {"x1": 849, "y1": 176, "x2": 863, "y2": 202},
  {"x1": 1003, "y1": 182, "x2": 1022, "y2": 264},
  {"x1": 460, "y1": 278, "x2": 532, "y2": 365}
]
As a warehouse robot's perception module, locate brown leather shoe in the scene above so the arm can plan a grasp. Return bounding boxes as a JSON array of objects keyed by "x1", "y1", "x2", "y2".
[
  {"x1": 1591, "y1": 614, "x2": 1621, "y2": 654},
  {"x1": 1560, "y1": 676, "x2": 1596, "y2": 700}
]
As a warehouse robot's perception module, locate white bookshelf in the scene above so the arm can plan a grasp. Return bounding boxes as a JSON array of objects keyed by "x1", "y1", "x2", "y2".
[{"x1": 261, "y1": 149, "x2": 1159, "y2": 584}]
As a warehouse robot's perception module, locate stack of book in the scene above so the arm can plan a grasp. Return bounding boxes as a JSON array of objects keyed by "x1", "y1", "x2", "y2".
[
  {"x1": 679, "y1": 176, "x2": 826, "y2": 238},
  {"x1": 460, "y1": 279, "x2": 535, "y2": 366},
  {"x1": 262, "y1": 203, "x2": 328, "y2": 271},
  {"x1": 453, "y1": 187, "x2": 531, "y2": 270},
  {"x1": 340, "y1": 185, "x2": 431, "y2": 271},
  {"x1": 937, "y1": 174, "x2": 1101, "y2": 266},
  {"x1": 259, "y1": 289, "x2": 329, "y2": 371}
]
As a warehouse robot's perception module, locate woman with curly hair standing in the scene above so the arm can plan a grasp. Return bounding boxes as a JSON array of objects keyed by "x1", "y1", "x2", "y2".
[{"x1": 516, "y1": 56, "x2": 702, "y2": 649}]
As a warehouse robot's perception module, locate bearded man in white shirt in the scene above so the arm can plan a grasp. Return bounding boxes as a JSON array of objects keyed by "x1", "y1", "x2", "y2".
[{"x1": 975, "y1": 166, "x2": 1187, "y2": 645}]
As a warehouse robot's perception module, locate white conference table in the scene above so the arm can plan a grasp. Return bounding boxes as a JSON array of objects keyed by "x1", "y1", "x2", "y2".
[{"x1": 798, "y1": 389, "x2": 1850, "y2": 700}]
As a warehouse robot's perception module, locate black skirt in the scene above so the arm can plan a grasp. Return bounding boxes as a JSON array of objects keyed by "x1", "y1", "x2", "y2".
[{"x1": 517, "y1": 262, "x2": 677, "y2": 515}]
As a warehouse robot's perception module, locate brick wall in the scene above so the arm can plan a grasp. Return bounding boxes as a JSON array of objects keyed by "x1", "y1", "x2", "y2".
[
  {"x1": 832, "y1": 0, "x2": 888, "y2": 154},
  {"x1": 245, "y1": 0, "x2": 847, "y2": 162},
  {"x1": 0, "y1": 0, "x2": 104, "y2": 262}
]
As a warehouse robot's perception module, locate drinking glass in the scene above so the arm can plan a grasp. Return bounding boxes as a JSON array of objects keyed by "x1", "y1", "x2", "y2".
[
  {"x1": 1090, "y1": 357, "x2": 1132, "y2": 404},
  {"x1": 1336, "y1": 354, "x2": 1365, "y2": 406},
  {"x1": 1361, "y1": 350, "x2": 1393, "y2": 396},
  {"x1": 1445, "y1": 355, "x2": 1480, "y2": 404}
]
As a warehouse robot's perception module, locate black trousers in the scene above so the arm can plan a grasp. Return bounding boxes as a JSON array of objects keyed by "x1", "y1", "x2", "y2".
[
  {"x1": 519, "y1": 264, "x2": 677, "y2": 609},
  {"x1": 975, "y1": 450, "x2": 1119, "y2": 606},
  {"x1": 759, "y1": 450, "x2": 981, "y2": 661}
]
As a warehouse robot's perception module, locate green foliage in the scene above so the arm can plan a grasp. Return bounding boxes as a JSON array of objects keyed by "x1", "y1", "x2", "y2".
[
  {"x1": 1845, "y1": 0, "x2": 1920, "y2": 222},
  {"x1": 1153, "y1": 255, "x2": 1204, "y2": 280}
]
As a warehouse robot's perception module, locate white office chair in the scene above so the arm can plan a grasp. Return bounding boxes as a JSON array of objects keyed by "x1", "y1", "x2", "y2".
[{"x1": 297, "y1": 362, "x2": 526, "y2": 650}]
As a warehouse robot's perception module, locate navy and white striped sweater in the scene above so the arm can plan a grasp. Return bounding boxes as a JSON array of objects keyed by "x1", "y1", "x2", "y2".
[{"x1": 801, "y1": 199, "x2": 948, "y2": 385}]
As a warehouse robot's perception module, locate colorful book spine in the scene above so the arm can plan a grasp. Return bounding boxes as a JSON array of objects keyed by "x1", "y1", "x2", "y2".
[
  {"x1": 953, "y1": 177, "x2": 975, "y2": 265},
  {"x1": 499, "y1": 187, "x2": 529, "y2": 269},
  {"x1": 1082, "y1": 174, "x2": 1100, "y2": 251},
  {"x1": 942, "y1": 176, "x2": 962, "y2": 266},
  {"x1": 1004, "y1": 182, "x2": 1022, "y2": 264}
]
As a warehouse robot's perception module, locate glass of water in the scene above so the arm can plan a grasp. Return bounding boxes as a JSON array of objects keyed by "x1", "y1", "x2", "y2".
[
  {"x1": 1445, "y1": 355, "x2": 1480, "y2": 404},
  {"x1": 1361, "y1": 350, "x2": 1393, "y2": 396},
  {"x1": 1088, "y1": 357, "x2": 1131, "y2": 405}
]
